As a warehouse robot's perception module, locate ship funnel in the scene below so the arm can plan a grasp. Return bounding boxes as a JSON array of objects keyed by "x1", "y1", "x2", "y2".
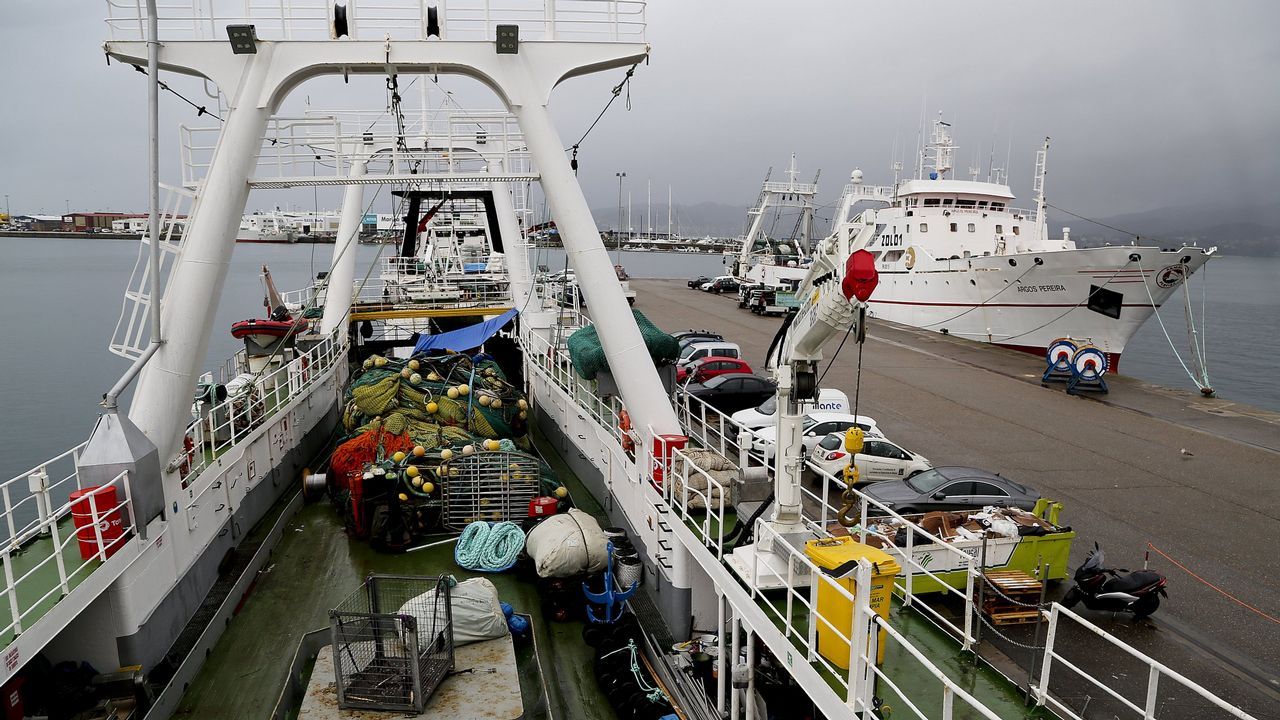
[{"x1": 77, "y1": 411, "x2": 165, "y2": 539}]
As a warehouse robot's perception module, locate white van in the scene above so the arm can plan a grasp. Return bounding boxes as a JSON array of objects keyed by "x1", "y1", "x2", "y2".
[
  {"x1": 730, "y1": 388, "x2": 850, "y2": 430},
  {"x1": 678, "y1": 341, "x2": 741, "y2": 367}
]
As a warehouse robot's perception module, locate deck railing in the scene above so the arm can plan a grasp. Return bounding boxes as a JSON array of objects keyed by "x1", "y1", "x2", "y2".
[
  {"x1": 1033, "y1": 604, "x2": 1258, "y2": 720},
  {"x1": 804, "y1": 462, "x2": 978, "y2": 650},
  {"x1": 179, "y1": 111, "x2": 533, "y2": 187},
  {"x1": 0, "y1": 467, "x2": 135, "y2": 642},
  {"x1": 184, "y1": 328, "x2": 344, "y2": 484},
  {"x1": 106, "y1": 0, "x2": 647, "y2": 43}
]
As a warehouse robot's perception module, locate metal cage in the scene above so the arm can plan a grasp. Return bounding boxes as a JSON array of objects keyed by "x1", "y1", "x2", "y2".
[
  {"x1": 442, "y1": 451, "x2": 543, "y2": 530},
  {"x1": 329, "y1": 574, "x2": 455, "y2": 713}
]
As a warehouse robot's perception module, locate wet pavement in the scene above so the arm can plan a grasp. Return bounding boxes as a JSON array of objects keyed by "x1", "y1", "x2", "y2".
[{"x1": 635, "y1": 278, "x2": 1280, "y2": 719}]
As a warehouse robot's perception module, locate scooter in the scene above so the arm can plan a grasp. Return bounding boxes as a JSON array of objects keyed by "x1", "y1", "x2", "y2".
[{"x1": 1062, "y1": 544, "x2": 1168, "y2": 619}]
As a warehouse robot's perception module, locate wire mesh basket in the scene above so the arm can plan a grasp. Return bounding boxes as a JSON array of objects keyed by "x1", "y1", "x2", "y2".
[
  {"x1": 442, "y1": 451, "x2": 543, "y2": 530},
  {"x1": 329, "y1": 574, "x2": 455, "y2": 713}
]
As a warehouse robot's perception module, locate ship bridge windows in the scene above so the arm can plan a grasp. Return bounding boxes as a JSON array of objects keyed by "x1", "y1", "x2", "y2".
[
  {"x1": 977, "y1": 201, "x2": 989, "y2": 209},
  {"x1": 942, "y1": 199, "x2": 954, "y2": 206},
  {"x1": 956, "y1": 199, "x2": 977, "y2": 209},
  {"x1": 991, "y1": 202, "x2": 1006, "y2": 211},
  {"x1": 923, "y1": 198, "x2": 941, "y2": 207}
]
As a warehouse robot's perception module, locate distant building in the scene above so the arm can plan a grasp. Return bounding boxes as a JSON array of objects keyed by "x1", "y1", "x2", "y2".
[
  {"x1": 62, "y1": 212, "x2": 144, "y2": 233},
  {"x1": 111, "y1": 216, "x2": 187, "y2": 234},
  {"x1": 13, "y1": 215, "x2": 63, "y2": 232}
]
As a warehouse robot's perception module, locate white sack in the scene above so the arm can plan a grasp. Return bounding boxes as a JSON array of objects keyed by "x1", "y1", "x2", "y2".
[
  {"x1": 525, "y1": 508, "x2": 609, "y2": 577},
  {"x1": 398, "y1": 577, "x2": 509, "y2": 647}
]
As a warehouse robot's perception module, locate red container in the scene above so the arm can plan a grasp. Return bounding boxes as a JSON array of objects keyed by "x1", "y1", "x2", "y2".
[
  {"x1": 69, "y1": 486, "x2": 126, "y2": 561},
  {"x1": 650, "y1": 434, "x2": 689, "y2": 487},
  {"x1": 527, "y1": 496, "x2": 559, "y2": 518}
]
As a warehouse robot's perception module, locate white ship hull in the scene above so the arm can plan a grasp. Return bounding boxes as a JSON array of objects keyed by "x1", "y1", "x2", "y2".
[{"x1": 865, "y1": 244, "x2": 1212, "y2": 370}]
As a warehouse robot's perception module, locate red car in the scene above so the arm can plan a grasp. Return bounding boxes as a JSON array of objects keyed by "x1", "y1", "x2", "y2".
[{"x1": 677, "y1": 357, "x2": 754, "y2": 384}]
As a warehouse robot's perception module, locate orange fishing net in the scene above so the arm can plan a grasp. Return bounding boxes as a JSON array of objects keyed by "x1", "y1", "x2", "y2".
[{"x1": 330, "y1": 428, "x2": 414, "y2": 492}]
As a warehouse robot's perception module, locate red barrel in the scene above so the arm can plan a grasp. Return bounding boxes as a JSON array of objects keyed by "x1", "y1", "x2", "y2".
[
  {"x1": 69, "y1": 486, "x2": 126, "y2": 561},
  {"x1": 650, "y1": 434, "x2": 689, "y2": 487}
]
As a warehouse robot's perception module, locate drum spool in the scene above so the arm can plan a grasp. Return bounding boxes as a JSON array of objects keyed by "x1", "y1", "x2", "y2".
[
  {"x1": 615, "y1": 555, "x2": 643, "y2": 589},
  {"x1": 301, "y1": 469, "x2": 328, "y2": 501}
]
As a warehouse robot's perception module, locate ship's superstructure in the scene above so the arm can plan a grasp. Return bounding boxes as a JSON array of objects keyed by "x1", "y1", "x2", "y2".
[
  {"x1": 729, "y1": 154, "x2": 819, "y2": 287},
  {"x1": 830, "y1": 115, "x2": 1214, "y2": 371}
]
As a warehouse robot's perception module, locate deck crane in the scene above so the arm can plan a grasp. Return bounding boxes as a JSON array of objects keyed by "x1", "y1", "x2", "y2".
[{"x1": 738, "y1": 208, "x2": 881, "y2": 580}]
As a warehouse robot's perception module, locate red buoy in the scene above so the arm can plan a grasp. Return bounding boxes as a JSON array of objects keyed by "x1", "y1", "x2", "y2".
[{"x1": 69, "y1": 486, "x2": 127, "y2": 561}]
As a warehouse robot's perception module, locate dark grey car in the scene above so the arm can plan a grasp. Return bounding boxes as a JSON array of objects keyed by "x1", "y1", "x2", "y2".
[{"x1": 860, "y1": 466, "x2": 1039, "y2": 514}]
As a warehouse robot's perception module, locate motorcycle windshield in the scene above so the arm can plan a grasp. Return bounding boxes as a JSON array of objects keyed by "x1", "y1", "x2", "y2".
[{"x1": 1080, "y1": 549, "x2": 1106, "y2": 573}]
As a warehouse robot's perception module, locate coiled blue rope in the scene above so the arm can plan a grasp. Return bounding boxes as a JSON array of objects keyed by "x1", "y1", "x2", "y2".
[{"x1": 455, "y1": 521, "x2": 525, "y2": 572}]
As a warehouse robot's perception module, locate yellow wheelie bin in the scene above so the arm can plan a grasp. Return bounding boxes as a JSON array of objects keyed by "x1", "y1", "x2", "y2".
[{"x1": 805, "y1": 536, "x2": 901, "y2": 667}]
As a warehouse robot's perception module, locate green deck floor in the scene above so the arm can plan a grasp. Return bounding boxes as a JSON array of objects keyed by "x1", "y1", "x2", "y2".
[
  {"x1": 173, "y1": 430, "x2": 619, "y2": 720},
  {"x1": 768, "y1": 597, "x2": 1053, "y2": 719},
  {"x1": 1, "y1": 519, "x2": 105, "y2": 647}
]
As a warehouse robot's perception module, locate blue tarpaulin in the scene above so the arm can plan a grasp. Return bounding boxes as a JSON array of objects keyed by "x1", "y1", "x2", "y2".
[
  {"x1": 412, "y1": 308, "x2": 518, "y2": 354},
  {"x1": 463, "y1": 262, "x2": 488, "y2": 273}
]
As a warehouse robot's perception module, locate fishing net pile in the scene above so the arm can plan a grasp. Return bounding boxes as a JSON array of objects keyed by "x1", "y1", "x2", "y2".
[
  {"x1": 328, "y1": 351, "x2": 562, "y2": 550},
  {"x1": 566, "y1": 309, "x2": 680, "y2": 381},
  {"x1": 342, "y1": 351, "x2": 531, "y2": 447}
]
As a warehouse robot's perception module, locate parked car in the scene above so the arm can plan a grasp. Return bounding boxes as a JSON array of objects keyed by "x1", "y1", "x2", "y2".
[
  {"x1": 860, "y1": 466, "x2": 1039, "y2": 514},
  {"x1": 678, "y1": 341, "x2": 741, "y2": 367},
  {"x1": 687, "y1": 276, "x2": 712, "y2": 289},
  {"x1": 702, "y1": 276, "x2": 740, "y2": 294},
  {"x1": 731, "y1": 389, "x2": 850, "y2": 430},
  {"x1": 677, "y1": 356, "x2": 754, "y2": 383},
  {"x1": 750, "y1": 412, "x2": 882, "y2": 459},
  {"x1": 683, "y1": 374, "x2": 777, "y2": 414},
  {"x1": 808, "y1": 433, "x2": 932, "y2": 483},
  {"x1": 673, "y1": 329, "x2": 724, "y2": 349}
]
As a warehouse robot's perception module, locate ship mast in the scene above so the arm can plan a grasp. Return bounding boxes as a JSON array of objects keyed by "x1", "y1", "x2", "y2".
[{"x1": 1033, "y1": 136, "x2": 1050, "y2": 241}]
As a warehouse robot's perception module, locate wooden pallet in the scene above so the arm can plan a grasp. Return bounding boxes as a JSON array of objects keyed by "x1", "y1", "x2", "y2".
[
  {"x1": 987, "y1": 608, "x2": 1042, "y2": 625},
  {"x1": 977, "y1": 569, "x2": 1043, "y2": 626}
]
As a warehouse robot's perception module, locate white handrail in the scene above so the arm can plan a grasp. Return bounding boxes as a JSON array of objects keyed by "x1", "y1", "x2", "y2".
[
  {"x1": 106, "y1": 0, "x2": 647, "y2": 43},
  {"x1": 0, "y1": 468, "x2": 135, "y2": 641},
  {"x1": 1034, "y1": 603, "x2": 1258, "y2": 720}
]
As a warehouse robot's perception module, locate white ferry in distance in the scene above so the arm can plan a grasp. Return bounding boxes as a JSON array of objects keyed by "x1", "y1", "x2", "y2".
[{"x1": 831, "y1": 115, "x2": 1213, "y2": 371}]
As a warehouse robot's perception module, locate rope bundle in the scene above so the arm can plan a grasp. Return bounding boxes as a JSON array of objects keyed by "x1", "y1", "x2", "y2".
[{"x1": 455, "y1": 521, "x2": 526, "y2": 572}]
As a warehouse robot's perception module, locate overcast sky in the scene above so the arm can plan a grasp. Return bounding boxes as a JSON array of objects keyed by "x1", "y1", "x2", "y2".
[{"x1": 2, "y1": 1, "x2": 1278, "y2": 221}]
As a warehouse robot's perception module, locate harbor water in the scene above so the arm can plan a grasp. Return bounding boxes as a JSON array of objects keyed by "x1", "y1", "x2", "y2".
[{"x1": 1, "y1": 235, "x2": 1275, "y2": 483}]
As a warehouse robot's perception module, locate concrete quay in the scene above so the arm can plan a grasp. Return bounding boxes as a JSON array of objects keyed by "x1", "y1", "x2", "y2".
[{"x1": 633, "y1": 278, "x2": 1280, "y2": 717}]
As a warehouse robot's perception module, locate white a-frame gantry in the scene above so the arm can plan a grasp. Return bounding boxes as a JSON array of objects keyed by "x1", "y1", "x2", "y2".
[{"x1": 103, "y1": 3, "x2": 680, "y2": 477}]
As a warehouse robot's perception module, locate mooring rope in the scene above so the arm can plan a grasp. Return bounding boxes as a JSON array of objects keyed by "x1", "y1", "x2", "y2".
[{"x1": 454, "y1": 521, "x2": 525, "y2": 572}]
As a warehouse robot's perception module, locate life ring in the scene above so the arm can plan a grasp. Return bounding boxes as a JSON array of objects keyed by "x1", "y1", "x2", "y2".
[
  {"x1": 618, "y1": 409, "x2": 636, "y2": 456},
  {"x1": 904, "y1": 246, "x2": 917, "y2": 270}
]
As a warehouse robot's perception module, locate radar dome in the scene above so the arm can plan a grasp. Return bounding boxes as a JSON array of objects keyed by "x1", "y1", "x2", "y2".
[{"x1": 851, "y1": 168, "x2": 864, "y2": 183}]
